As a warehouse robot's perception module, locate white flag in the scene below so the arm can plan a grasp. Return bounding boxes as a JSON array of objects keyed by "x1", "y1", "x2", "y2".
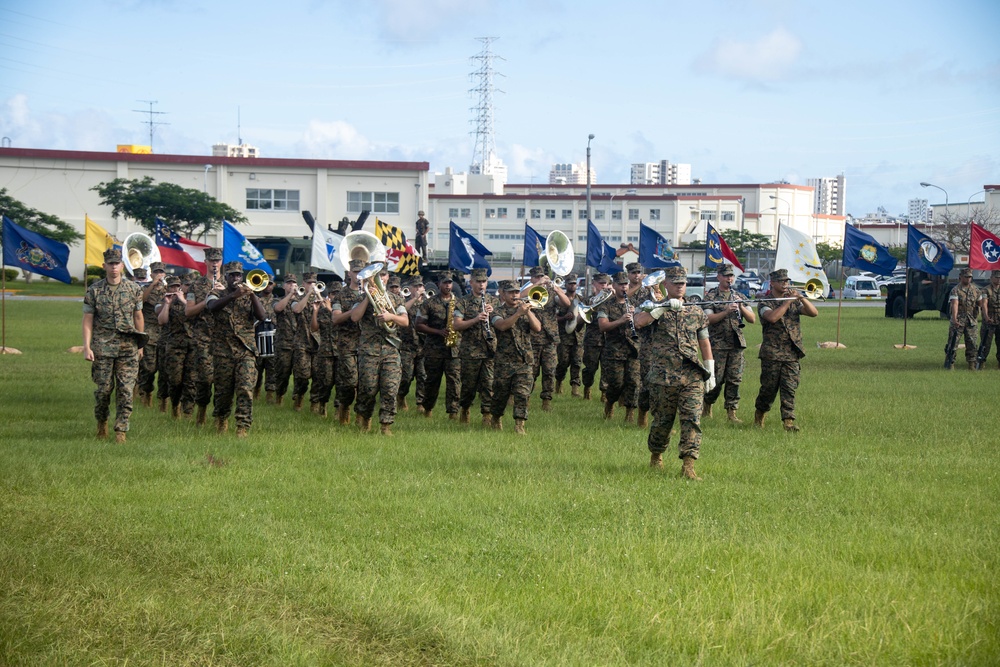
[
  {"x1": 775, "y1": 224, "x2": 829, "y2": 294},
  {"x1": 310, "y1": 227, "x2": 347, "y2": 276}
]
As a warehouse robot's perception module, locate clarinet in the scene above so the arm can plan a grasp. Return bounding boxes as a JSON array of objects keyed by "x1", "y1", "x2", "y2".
[{"x1": 482, "y1": 296, "x2": 495, "y2": 341}]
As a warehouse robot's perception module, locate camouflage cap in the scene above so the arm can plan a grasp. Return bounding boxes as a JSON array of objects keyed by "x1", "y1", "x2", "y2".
[
  {"x1": 204, "y1": 247, "x2": 223, "y2": 261},
  {"x1": 717, "y1": 264, "x2": 736, "y2": 276},
  {"x1": 613, "y1": 271, "x2": 629, "y2": 285},
  {"x1": 181, "y1": 271, "x2": 198, "y2": 285},
  {"x1": 437, "y1": 270, "x2": 454, "y2": 283},
  {"x1": 498, "y1": 280, "x2": 519, "y2": 292},
  {"x1": 166, "y1": 274, "x2": 182, "y2": 286},
  {"x1": 593, "y1": 272, "x2": 611, "y2": 284},
  {"x1": 625, "y1": 262, "x2": 643, "y2": 273},
  {"x1": 327, "y1": 280, "x2": 344, "y2": 291},
  {"x1": 563, "y1": 272, "x2": 578, "y2": 284},
  {"x1": 386, "y1": 274, "x2": 401, "y2": 287},
  {"x1": 348, "y1": 260, "x2": 365, "y2": 273},
  {"x1": 302, "y1": 271, "x2": 318, "y2": 282},
  {"x1": 992, "y1": 270, "x2": 1000, "y2": 279},
  {"x1": 665, "y1": 266, "x2": 688, "y2": 283},
  {"x1": 149, "y1": 262, "x2": 166, "y2": 273},
  {"x1": 528, "y1": 265, "x2": 546, "y2": 278},
  {"x1": 402, "y1": 276, "x2": 423, "y2": 288},
  {"x1": 103, "y1": 248, "x2": 123, "y2": 263},
  {"x1": 132, "y1": 268, "x2": 148, "y2": 280},
  {"x1": 770, "y1": 268, "x2": 790, "y2": 282},
  {"x1": 283, "y1": 274, "x2": 297, "y2": 284},
  {"x1": 959, "y1": 267, "x2": 973, "y2": 277},
  {"x1": 223, "y1": 261, "x2": 243, "y2": 274},
  {"x1": 470, "y1": 268, "x2": 489, "y2": 281}
]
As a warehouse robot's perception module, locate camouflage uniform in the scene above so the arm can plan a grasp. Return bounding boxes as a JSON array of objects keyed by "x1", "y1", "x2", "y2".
[
  {"x1": 158, "y1": 285, "x2": 197, "y2": 414},
  {"x1": 254, "y1": 291, "x2": 277, "y2": 396},
  {"x1": 290, "y1": 297, "x2": 317, "y2": 404},
  {"x1": 949, "y1": 281, "x2": 983, "y2": 366},
  {"x1": 529, "y1": 284, "x2": 560, "y2": 402},
  {"x1": 356, "y1": 291, "x2": 406, "y2": 425},
  {"x1": 186, "y1": 273, "x2": 218, "y2": 409},
  {"x1": 418, "y1": 292, "x2": 462, "y2": 415},
  {"x1": 333, "y1": 284, "x2": 364, "y2": 411},
  {"x1": 272, "y1": 285, "x2": 299, "y2": 401},
  {"x1": 597, "y1": 296, "x2": 640, "y2": 410},
  {"x1": 701, "y1": 286, "x2": 748, "y2": 411},
  {"x1": 397, "y1": 288, "x2": 424, "y2": 406},
  {"x1": 137, "y1": 275, "x2": 166, "y2": 399},
  {"x1": 311, "y1": 301, "x2": 338, "y2": 408},
  {"x1": 456, "y1": 290, "x2": 499, "y2": 415},
  {"x1": 555, "y1": 287, "x2": 585, "y2": 391},
  {"x1": 980, "y1": 275, "x2": 1000, "y2": 368},
  {"x1": 582, "y1": 275, "x2": 611, "y2": 395},
  {"x1": 755, "y1": 298, "x2": 807, "y2": 421},
  {"x1": 83, "y1": 276, "x2": 144, "y2": 433},
  {"x1": 207, "y1": 285, "x2": 259, "y2": 430},
  {"x1": 645, "y1": 305, "x2": 711, "y2": 460},
  {"x1": 490, "y1": 302, "x2": 536, "y2": 421},
  {"x1": 628, "y1": 284, "x2": 653, "y2": 414}
]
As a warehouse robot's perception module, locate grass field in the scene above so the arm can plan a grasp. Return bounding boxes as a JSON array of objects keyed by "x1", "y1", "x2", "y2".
[{"x1": 1, "y1": 300, "x2": 997, "y2": 666}]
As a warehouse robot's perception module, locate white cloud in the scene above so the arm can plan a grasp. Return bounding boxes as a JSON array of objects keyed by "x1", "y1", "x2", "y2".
[
  {"x1": 296, "y1": 120, "x2": 374, "y2": 159},
  {"x1": 695, "y1": 27, "x2": 802, "y2": 83},
  {"x1": 0, "y1": 95, "x2": 125, "y2": 151}
]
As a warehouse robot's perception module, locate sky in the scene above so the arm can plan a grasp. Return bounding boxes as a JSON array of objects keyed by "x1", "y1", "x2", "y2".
[{"x1": 1, "y1": 0, "x2": 999, "y2": 218}]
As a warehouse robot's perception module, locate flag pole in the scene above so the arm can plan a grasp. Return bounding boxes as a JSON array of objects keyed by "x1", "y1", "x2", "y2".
[
  {"x1": 835, "y1": 266, "x2": 844, "y2": 347},
  {"x1": 2, "y1": 251, "x2": 7, "y2": 354}
]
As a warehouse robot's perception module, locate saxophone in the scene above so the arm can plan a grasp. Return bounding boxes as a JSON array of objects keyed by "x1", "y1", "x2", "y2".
[{"x1": 444, "y1": 295, "x2": 459, "y2": 347}]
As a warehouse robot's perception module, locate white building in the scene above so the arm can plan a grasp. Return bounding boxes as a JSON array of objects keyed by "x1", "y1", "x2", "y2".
[
  {"x1": 549, "y1": 162, "x2": 595, "y2": 186},
  {"x1": 807, "y1": 174, "x2": 846, "y2": 216},
  {"x1": 211, "y1": 142, "x2": 260, "y2": 158},
  {"x1": 907, "y1": 198, "x2": 929, "y2": 223},
  {"x1": 631, "y1": 161, "x2": 692, "y2": 186}
]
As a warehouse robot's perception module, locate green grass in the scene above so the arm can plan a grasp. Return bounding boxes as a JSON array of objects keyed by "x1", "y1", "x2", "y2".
[{"x1": 1, "y1": 302, "x2": 997, "y2": 665}]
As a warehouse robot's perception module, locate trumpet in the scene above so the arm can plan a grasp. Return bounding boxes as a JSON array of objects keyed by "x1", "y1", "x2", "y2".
[
  {"x1": 520, "y1": 284, "x2": 549, "y2": 309},
  {"x1": 401, "y1": 287, "x2": 411, "y2": 298},
  {"x1": 244, "y1": 269, "x2": 270, "y2": 292},
  {"x1": 553, "y1": 276, "x2": 565, "y2": 288}
]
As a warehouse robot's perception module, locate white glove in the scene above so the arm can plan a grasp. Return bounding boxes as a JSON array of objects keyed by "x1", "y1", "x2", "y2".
[
  {"x1": 649, "y1": 307, "x2": 666, "y2": 320},
  {"x1": 668, "y1": 298, "x2": 683, "y2": 312},
  {"x1": 705, "y1": 360, "x2": 716, "y2": 393}
]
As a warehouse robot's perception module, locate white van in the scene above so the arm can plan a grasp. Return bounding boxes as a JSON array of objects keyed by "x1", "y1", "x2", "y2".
[{"x1": 843, "y1": 275, "x2": 881, "y2": 299}]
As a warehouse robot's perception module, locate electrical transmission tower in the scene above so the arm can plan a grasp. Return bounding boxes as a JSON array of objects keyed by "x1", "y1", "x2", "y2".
[
  {"x1": 132, "y1": 100, "x2": 169, "y2": 152},
  {"x1": 469, "y1": 37, "x2": 504, "y2": 175}
]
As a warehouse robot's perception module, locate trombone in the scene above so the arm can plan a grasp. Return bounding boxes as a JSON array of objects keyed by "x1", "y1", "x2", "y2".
[{"x1": 520, "y1": 284, "x2": 549, "y2": 309}]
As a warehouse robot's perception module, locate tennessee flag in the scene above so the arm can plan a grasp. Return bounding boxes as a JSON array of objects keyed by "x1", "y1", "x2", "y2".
[
  {"x1": 375, "y1": 218, "x2": 421, "y2": 276},
  {"x1": 84, "y1": 216, "x2": 120, "y2": 266},
  {"x1": 970, "y1": 222, "x2": 1000, "y2": 271}
]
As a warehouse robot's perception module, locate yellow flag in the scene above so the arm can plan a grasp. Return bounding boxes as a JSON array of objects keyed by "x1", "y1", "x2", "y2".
[{"x1": 85, "y1": 215, "x2": 119, "y2": 266}]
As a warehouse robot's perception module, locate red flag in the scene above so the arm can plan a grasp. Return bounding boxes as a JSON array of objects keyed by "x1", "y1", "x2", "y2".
[
  {"x1": 155, "y1": 219, "x2": 211, "y2": 273},
  {"x1": 718, "y1": 234, "x2": 745, "y2": 272},
  {"x1": 970, "y1": 222, "x2": 1000, "y2": 271}
]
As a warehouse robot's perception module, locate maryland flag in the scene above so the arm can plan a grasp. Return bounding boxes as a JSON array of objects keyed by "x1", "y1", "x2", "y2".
[{"x1": 375, "y1": 218, "x2": 421, "y2": 276}]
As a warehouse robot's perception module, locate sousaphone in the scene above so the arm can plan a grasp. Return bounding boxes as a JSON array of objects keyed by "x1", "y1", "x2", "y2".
[
  {"x1": 339, "y1": 230, "x2": 387, "y2": 267},
  {"x1": 122, "y1": 232, "x2": 161, "y2": 278}
]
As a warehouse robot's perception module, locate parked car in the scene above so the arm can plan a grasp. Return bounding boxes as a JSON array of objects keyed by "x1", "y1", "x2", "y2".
[
  {"x1": 843, "y1": 275, "x2": 881, "y2": 299},
  {"x1": 734, "y1": 276, "x2": 763, "y2": 299},
  {"x1": 685, "y1": 274, "x2": 705, "y2": 299}
]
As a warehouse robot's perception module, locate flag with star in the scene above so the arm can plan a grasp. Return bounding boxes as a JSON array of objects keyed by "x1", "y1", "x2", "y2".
[
  {"x1": 775, "y1": 223, "x2": 829, "y2": 295},
  {"x1": 375, "y1": 218, "x2": 421, "y2": 276},
  {"x1": 970, "y1": 223, "x2": 1000, "y2": 271}
]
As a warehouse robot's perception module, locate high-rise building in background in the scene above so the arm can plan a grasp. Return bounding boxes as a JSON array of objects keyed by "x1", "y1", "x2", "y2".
[
  {"x1": 549, "y1": 162, "x2": 596, "y2": 185},
  {"x1": 630, "y1": 160, "x2": 691, "y2": 185},
  {"x1": 807, "y1": 173, "x2": 846, "y2": 216},
  {"x1": 212, "y1": 143, "x2": 259, "y2": 158},
  {"x1": 907, "y1": 198, "x2": 930, "y2": 223}
]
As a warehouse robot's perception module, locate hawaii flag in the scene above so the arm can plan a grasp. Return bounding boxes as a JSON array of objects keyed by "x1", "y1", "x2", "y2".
[
  {"x1": 155, "y1": 219, "x2": 210, "y2": 273},
  {"x1": 970, "y1": 223, "x2": 1000, "y2": 271},
  {"x1": 375, "y1": 218, "x2": 420, "y2": 275},
  {"x1": 775, "y1": 223, "x2": 829, "y2": 295}
]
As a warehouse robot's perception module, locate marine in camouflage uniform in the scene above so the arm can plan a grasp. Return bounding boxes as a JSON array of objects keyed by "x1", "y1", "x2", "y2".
[
  {"x1": 555, "y1": 272, "x2": 585, "y2": 397},
  {"x1": 754, "y1": 268, "x2": 819, "y2": 432},
  {"x1": 184, "y1": 247, "x2": 224, "y2": 425},
  {"x1": 978, "y1": 270, "x2": 1000, "y2": 369},
  {"x1": 136, "y1": 263, "x2": 166, "y2": 408},
  {"x1": 948, "y1": 267, "x2": 986, "y2": 370},
  {"x1": 633, "y1": 266, "x2": 715, "y2": 480},
  {"x1": 156, "y1": 273, "x2": 197, "y2": 418},
  {"x1": 309, "y1": 279, "x2": 341, "y2": 417},
  {"x1": 352, "y1": 266, "x2": 409, "y2": 434},
  {"x1": 82, "y1": 248, "x2": 146, "y2": 443},
  {"x1": 272, "y1": 275, "x2": 300, "y2": 405},
  {"x1": 625, "y1": 263, "x2": 654, "y2": 427},
  {"x1": 416, "y1": 271, "x2": 462, "y2": 419},
  {"x1": 289, "y1": 272, "x2": 321, "y2": 411},
  {"x1": 526, "y1": 265, "x2": 571, "y2": 411},
  {"x1": 205, "y1": 261, "x2": 267, "y2": 436},
  {"x1": 581, "y1": 273, "x2": 611, "y2": 400},
  {"x1": 254, "y1": 280, "x2": 277, "y2": 402},
  {"x1": 453, "y1": 267, "x2": 499, "y2": 424},
  {"x1": 392, "y1": 276, "x2": 425, "y2": 411},
  {"x1": 331, "y1": 261, "x2": 366, "y2": 425},
  {"x1": 489, "y1": 280, "x2": 541, "y2": 434},
  {"x1": 701, "y1": 264, "x2": 756, "y2": 423},
  {"x1": 597, "y1": 271, "x2": 641, "y2": 422}
]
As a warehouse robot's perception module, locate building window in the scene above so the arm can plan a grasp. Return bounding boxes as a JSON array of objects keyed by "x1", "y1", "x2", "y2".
[
  {"x1": 460, "y1": 208, "x2": 471, "y2": 218},
  {"x1": 612, "y1": 210, "x2": 622, "y2": 220},
  {"x1": 487, "y1": 233, "x2": 525, "y2": 240},
  {"x1": 347, "y1": 191, "x2": 400, "y2": 214},
  {"x1": 449, "y1": 208, "x2": 459, "y2": 218},
  {"x1": 594, "y1": 210, "x2": 605, "y2": 220},
  {"x1": 546, "y1": 209, "x2": 556, "y2": 219},
  {"x1": 247, "y1": 188, "x2": 300, "y2": 211},
  {"x1": 531, "y1": 209, "x2": 541, "y2": 219},
  {"x1": 517, "y1": 207, "x2": 526, "y2": 219},
  {"x1": 486, "y1": 208, "x2": 497, "y2": 219},
  {"x1": 722, "y1": 211, "x2": 735, "y2": 221},
  {"x1": 628, "y1": 208, "x2": 639, "y2": 221},
  {"x1": 562, "y1": 209, "x2": 573, "y2": 220},
  {"x1": 649, "y1": 209, "x2": 660, "y2": 221},
  {"x1": 497, "y1": 207, "x2": 508, "y2": 219},
  {"x1": 608, "y1": 235, "x2": 621, "y2": 242},
  {"x1": 627, "y1": 235, "x2": 638, "y2": 243},
  {"x1": 700, "y1": 211, "x2": 717, "y2": 221},
  {"x1": 578, "y1": 210, "x2": 589, "y2": 220}
]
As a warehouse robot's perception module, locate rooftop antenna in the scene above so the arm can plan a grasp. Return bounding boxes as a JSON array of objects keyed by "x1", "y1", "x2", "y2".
[
  {"x1": 469, "y1": 37, "x2": 504, "y2": 175},
  {"x1": 132, "y1": 100, "x2": 169, "y2": 152},
  {"x1": 237, "y1": 106, "x2": 242, "y2": 146}
]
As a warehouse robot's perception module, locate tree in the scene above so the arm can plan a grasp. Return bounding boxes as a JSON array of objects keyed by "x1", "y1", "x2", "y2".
[
  {"x1": 0, "y1": 188, "x2": 84, "y2": 246},
  {"x1": 815, "y1": 241, "x2": 843, "y2": 265},
  {"x1": 91, "y1": 176, "x2": 247, "y2": 239},
  {"x1": 722, "y1": 229, "x2": 772, "y2": 255},
  {"x1": 926, "y1": 207, "x2": 1000, "y2": 255}
]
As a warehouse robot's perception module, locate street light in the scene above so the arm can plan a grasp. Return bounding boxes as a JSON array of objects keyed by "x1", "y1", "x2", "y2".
[
  {"x1": 967, "y1": 189, "x2": 985, "y2": 219},
  {"x1": 585, "y1": 133, "x2": 595, "y2": 222},
  {"x1": 920, "y1": 182, "x2": 949, "y2": 225},
  {"x1": 203, "y1": 164, "x2": 213, "y2": 193},
  {"x1": 770, "y1": 195, "x2": 790, "y2": 225}
]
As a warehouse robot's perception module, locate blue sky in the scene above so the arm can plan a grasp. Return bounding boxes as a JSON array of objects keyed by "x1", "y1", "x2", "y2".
[{"x1": 1, "y1": 0, "x2": 998, "y2": 217}]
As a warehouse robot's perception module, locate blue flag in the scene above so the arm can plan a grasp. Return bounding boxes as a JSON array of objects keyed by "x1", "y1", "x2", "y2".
[
  {"x1": 449, "y1": 222, "x2": 492, "y2": 275},
  {"x1": 639, "y1": 222, "x2": 681, "y2": 269},
  {"x1": 523, "y1": 223, "x2": 545, "y2": 268},
  {"x1": 2, "y1": 215, "x2": 72, "y2": 284},
  {"x1": 598, "y1": 241, "x2": 620, "y2": 274},
  {"x1": 906, "y1": 224, "x2": 953, "y2": 276},
  {"x1": 843, "y1": 224, "x2": 897, "y2": 275},
  {"x1": 223, "y1": 220, "x2": 274, "y2": 275},
  {"x1": 586, "y1": 221, "x2": 620, "y2": 273}
]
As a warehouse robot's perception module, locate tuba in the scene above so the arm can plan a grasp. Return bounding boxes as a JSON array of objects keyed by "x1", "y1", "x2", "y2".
[
  {"x1": 540, "y1": 229, "x2": 574, "y2": 279},
  {"x1": 122, "y1": 232, "x2": 161, "y2": 278},
  {"x1": 339, "y1": 230, "x2": 387, "y2": 268},
  {"x1": 245, "y1": 269, "x2": 270, "y2": 292},
  {"x1": 357, "y1": 262, "x2": 400, "y2": 339}
]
